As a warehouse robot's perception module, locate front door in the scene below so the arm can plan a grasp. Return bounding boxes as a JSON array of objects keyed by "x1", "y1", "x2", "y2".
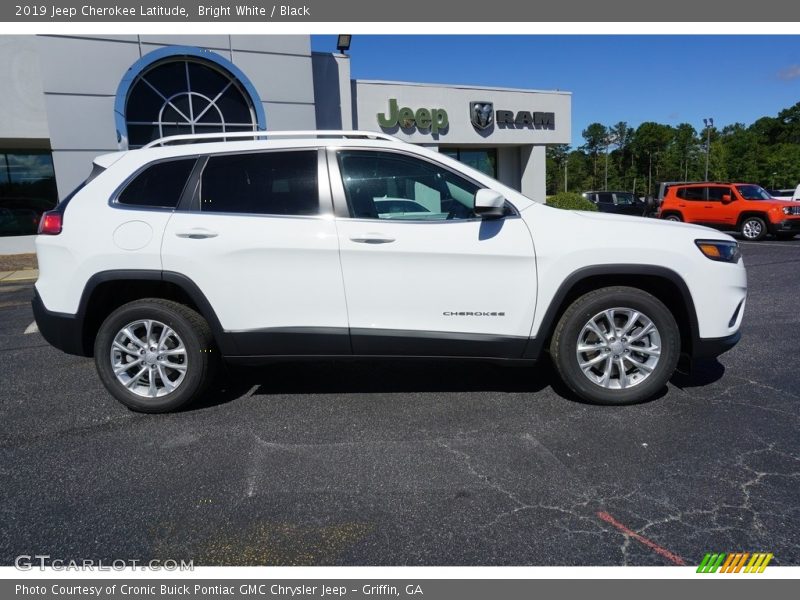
[{"x1": 329, "y1": 148, "x2": 537, "y2": 358}]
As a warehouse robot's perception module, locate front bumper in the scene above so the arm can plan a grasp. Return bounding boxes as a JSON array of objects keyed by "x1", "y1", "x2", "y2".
[
  {"x1": 32, "y1": 289, "x2": 88, "y2": 356},
  {"x1": 692, "y1": 330, "x2": 741, "y2": 359},
  {"x1": 773, "y1": 219, "x2": 800, "y2": 233}
]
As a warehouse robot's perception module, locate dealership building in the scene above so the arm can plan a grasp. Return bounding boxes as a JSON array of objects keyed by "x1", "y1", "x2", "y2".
[{"x1": 0, "y1": 35, "x2": 571, "y2": 250}]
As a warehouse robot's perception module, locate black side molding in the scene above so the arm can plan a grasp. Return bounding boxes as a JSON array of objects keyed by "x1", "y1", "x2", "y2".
[{"x1": 350, "y1": 327, "x2": 528, "y2": 358}]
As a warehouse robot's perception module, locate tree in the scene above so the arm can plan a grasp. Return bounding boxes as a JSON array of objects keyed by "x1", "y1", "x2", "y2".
[
  {"x1": 672, "y1": 123, "x2": 698, "y2": 182},
  {"x1": 546, "y1": 144, "x2": 571, "y2": 193},
  {"x1": 581, "y1": 123, "x2": 608, "y2": 189},
  {"x1": 632, "y1": 122, "x2": 672, "y2": 196}
]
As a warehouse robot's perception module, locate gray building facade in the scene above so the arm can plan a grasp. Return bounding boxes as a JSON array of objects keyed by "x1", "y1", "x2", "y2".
[{"x1": 0, "y1": 34, "x2": 571, "y2": 251}]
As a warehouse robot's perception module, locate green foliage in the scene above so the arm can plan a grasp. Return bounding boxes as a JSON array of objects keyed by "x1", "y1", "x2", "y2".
[
  {"x1": 546, "y1": 101, "x2": 800, "y2": 196},
  {"x1": 546, "y1": 192, "x2": 598, "y2": 211}
]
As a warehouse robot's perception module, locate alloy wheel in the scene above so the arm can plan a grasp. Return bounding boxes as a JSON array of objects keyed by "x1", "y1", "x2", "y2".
[
  {"x1": 110, "y1": 319, "x2": 188, "y2": 398},
  {"x1": 575, "y1": 307, "x2": 662, "y2": 389}
]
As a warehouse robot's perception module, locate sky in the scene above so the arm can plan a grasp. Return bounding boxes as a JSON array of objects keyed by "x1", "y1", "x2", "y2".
[{"x1": 311, "y1": 35, "x2": 800, "y2": 148}]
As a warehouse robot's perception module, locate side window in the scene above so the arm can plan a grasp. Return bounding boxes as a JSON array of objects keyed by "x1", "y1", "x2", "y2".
[
  {"x1": 677, "y1": 187, "x2": 707, "y2": 201},
  {"x1": 337, "y1": 150, "x2": 481, "y2": 221},
  {"x1": 200, "y1": 151, "x2": 319, "y2": 215},
  {"x1": 597, "y1": 192, "x2": 614, "y2": 204},
  {"x1": 707, "y1": 186, "x2": 731, "y2": 202},
  {"x1": 117, "y1": 158, "x2": 195, "y2": 208}
]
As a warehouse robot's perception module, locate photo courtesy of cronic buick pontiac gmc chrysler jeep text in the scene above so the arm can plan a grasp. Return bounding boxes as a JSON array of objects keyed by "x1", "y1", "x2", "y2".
[{"x1": 32, "y1": 131, "x2": 747, "y2": 412}]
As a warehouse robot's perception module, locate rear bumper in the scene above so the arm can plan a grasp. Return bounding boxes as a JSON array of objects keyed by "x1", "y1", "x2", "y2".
[
  {"x1": 32, "y1": 289, "x2": 89, "y2": 356},
  {"x1": 692, "y1": 330, "x2": 741, "y2": 359}
]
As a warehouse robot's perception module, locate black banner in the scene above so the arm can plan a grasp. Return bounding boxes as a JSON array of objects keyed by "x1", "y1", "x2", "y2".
[
  {"x1": 5, "y1": 579, "x2": 798, "y2": 600},
  {"x1": 2, "y1": 1, "x2": 799, "y2": 22}
]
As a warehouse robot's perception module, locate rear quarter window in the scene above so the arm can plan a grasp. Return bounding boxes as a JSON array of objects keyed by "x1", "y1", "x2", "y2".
[{"x1": 116, "y1": 158, "x2": 196, "y2": 208}]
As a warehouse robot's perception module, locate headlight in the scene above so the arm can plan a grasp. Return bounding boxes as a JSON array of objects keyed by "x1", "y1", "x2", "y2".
[
  {"x1": 695, "y1": 240, "x2": 741, "y2": 263},
  {"x1": 783, "y1": 206, "x2": 800, "y2": 215}
]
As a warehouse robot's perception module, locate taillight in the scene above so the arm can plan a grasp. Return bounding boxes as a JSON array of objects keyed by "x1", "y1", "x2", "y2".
[{"x1": 38, "y1": 211, "x2": 62, "y2": 235}]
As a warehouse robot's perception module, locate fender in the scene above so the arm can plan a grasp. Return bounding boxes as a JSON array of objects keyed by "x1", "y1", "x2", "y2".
[
  {"x1": 522, "y1": 264, "x2": 700, "y2": 360},
  {"x1": 70, "y1": 269, "x2": 233, "y2": 355}
]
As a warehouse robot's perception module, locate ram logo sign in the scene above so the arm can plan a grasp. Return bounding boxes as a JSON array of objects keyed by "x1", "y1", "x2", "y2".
[{"x1": 470, "y1": 101, "x2": 494, "y2": 130}]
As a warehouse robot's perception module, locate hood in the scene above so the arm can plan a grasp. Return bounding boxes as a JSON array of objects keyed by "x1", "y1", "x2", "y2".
[
  {"x1": 760, "y1": 199, "x2": 800, "y2": 208},
  {"x1": 571, "y1": 209, "x2": 729, "y2": 235},
  {"x1": 522, "y1": 206, "x2": 737, "y2": 246}
]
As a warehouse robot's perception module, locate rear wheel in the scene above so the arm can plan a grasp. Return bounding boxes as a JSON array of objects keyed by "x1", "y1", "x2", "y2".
[
  {"x1": 740, "y1": 216, "x2": 767, "y2": 241},
  {"x1": 662, "y1": 212, "x2": 682, "y2": 222},
  {"x1": 549, "y1": 287, "x2": 680, "y2": 405},
  {"x1": 94, "y1": 299, "x2": 217, "y2": 413}
]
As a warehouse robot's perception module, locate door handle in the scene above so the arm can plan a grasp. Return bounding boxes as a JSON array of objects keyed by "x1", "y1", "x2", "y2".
[
  {"x1": 350, "y1": 234, "x2": 395, "y2": 244},
  {"x1": 175, "y1": 228, "x2": 219, "y2": 239}
]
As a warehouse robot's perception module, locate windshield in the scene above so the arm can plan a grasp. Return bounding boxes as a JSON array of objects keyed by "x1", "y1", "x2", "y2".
[{"x1": 736, "y1": 185, "x2": 772, "y2": 200}]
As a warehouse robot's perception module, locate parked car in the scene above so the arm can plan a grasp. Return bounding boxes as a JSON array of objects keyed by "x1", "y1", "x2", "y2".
[
  {"x1": 767, "y1": 184, "x2": 800, "y2": 201},
  {"x1": 581, "y1": 191, "x2": 649, "y2": 216},
  {"x1": 33, "y1": 130, "x2": 746, "y2": 412},
  {"x1": 659, "y1": 182, "x2": 800, "y2": 241}
]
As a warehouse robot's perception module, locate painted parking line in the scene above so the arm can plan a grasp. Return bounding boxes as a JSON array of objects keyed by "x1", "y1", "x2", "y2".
[
  {"x1": 597, "y1": 511, "x2": 687, "y2": 566},
  {"x1": 739, "y1": 241, "x2": 800, "y2": 248},
  {"x1": 24, "y1": 321, "x2": 38, "y2": 335}
]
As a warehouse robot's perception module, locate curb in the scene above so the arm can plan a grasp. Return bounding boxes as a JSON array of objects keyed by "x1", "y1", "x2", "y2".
[{"x1": 0, "y1": 269, "x2": 38, "y2": 283}]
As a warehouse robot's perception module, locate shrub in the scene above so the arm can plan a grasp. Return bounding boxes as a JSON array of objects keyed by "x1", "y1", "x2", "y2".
[{"x1": 546, "y1": 192, "x2": 598, "y2": 211}]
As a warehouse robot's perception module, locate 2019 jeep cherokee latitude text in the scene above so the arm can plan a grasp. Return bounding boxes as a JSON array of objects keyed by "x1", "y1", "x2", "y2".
[{"x1": 33, "y1": 131, "x2": 747, "y2": 412}]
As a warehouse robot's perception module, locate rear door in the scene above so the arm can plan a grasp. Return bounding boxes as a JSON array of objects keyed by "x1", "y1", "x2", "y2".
[
  {"x1": 161, "y1": 148, "x2": 350, "y2": 355},
  {"x1": 596, "y1": 192, "x2": 616, "y2": 213},
  {"x1": 676, "y1": 186, "x2": 708, "y2": 223}
]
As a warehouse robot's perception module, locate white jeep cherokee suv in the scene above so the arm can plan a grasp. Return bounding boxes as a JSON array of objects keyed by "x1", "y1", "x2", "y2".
[{"x1": 33, "y1": 131, "x2": 747, "y2": 412}]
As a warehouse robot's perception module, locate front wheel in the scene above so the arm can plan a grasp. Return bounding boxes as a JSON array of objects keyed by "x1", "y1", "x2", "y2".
[
  {"x1": 94, "y1": 299, "x2": 217, "y2": 413},
  {"x1": 662, "y1": 213, "x2": 682, "y2": 222},
  {"x1": 549, "y1": 287, "x2": 680, "y2": 405},
  {"x1": 740, "y1": 216, "x2": 767, "y2": 241}
]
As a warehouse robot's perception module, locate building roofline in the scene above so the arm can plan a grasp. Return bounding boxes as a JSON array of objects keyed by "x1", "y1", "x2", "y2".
[{"x1": 353, "y1": 79, "x2": 571, "y2": 96}]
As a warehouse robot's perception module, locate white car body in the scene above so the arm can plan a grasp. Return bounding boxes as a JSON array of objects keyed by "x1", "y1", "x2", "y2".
[{"x1": 32, "y1": 131, "x2": 747, "y2": 409}]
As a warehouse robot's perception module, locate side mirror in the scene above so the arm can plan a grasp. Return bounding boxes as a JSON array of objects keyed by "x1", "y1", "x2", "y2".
[
  {"x1": 474, "y1": 189, "x2": 506, "y2": 219},
  {"x1": 721, "y1": 193, "x2": 732, "y2": 203}
]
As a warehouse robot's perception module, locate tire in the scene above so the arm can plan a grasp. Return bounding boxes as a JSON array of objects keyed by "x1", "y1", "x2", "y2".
[
  {"x1": 662, "y1": 213, "x2": 682, "y2": 222},
  {"x1": 549, "y1": 286, "x2": 680, "y2": 405},
  {"x1": 739, "y1": 216, "x2": 767, "y2": 241},
  {"x1": 94, "y1": 299, "x2": 217, "y2": 413}
]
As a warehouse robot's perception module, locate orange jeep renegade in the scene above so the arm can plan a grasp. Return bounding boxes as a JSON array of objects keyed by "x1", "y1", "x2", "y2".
[{"x1": 659, "y1": 182, "x2": 800, "y2": 241}]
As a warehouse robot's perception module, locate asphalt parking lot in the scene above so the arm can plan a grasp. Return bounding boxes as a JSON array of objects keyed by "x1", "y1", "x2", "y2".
[{"x1": 1, "y1": 238, "x2": 798, "y2": 566}]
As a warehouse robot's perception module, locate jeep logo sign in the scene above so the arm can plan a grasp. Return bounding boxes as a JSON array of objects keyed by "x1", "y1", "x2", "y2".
[{"x1": 377, "y1": 99, "x2": 449, "y2": 134}]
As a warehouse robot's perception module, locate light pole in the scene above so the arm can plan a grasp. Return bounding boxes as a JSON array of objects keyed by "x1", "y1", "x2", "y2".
[
  {"x1": 703, "y1": 117, "x2": 714, "y2": 181},
  {"x1": 564, "y1": 157, "x2": 569, "y2": 193},
  {"x1": 772, "y1": 172, "x2": 777, "y2": 189}
]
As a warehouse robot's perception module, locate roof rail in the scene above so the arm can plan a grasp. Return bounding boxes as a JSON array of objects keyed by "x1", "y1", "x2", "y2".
[{"x1": 142, "y1": 130, "x2": 401, "y2": 149}]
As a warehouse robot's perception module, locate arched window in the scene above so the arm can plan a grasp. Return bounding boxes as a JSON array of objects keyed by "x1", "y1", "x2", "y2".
[{"x1": 115, "y1": 47, "x2": 266, "y2": 149}]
